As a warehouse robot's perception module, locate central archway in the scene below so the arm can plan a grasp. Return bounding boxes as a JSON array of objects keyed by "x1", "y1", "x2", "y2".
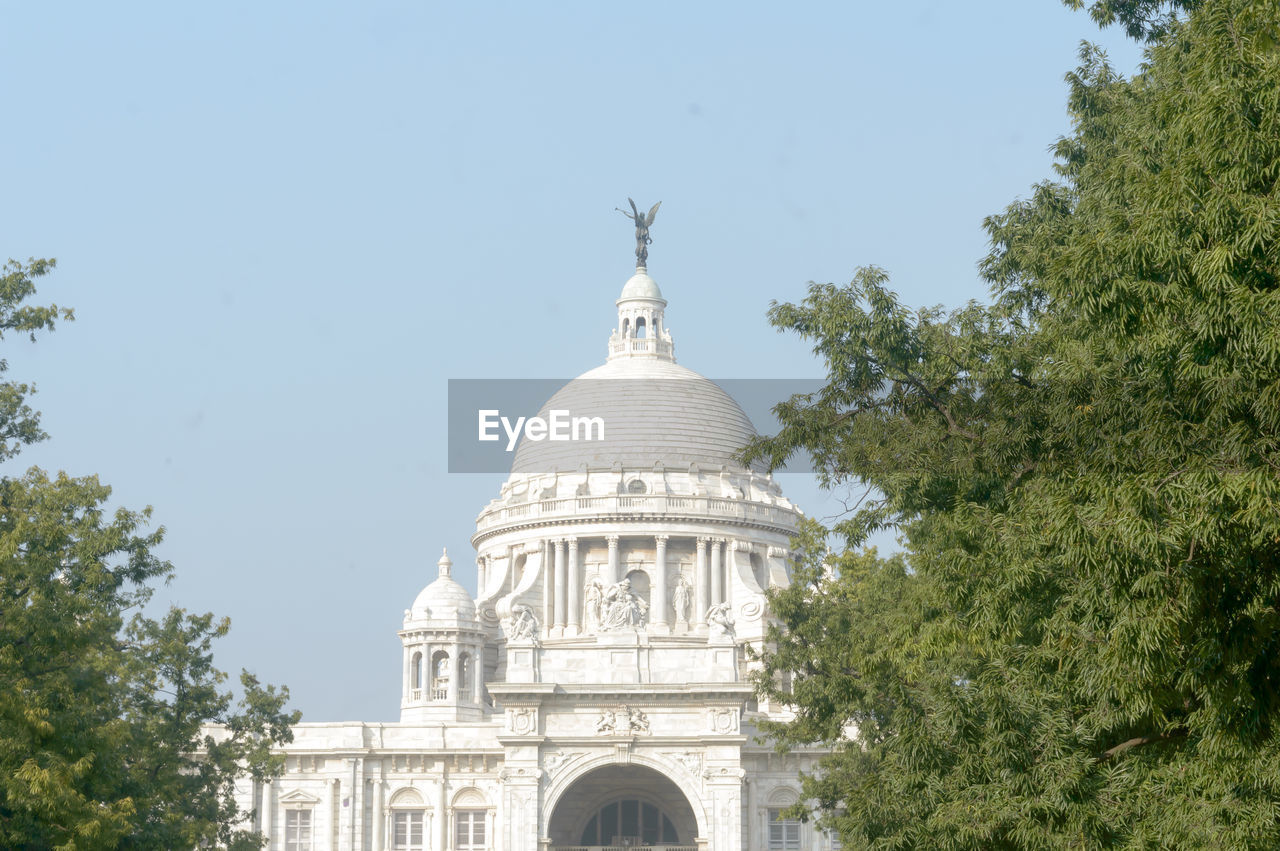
[{"x1": 547, "y1": 763, "x2": 699, "y2": 848}]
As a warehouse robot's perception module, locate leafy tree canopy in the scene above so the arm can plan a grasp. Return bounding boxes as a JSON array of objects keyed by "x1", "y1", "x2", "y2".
[
  {"x1": 0, "y1": 259, "x2": 299, "y2": 850},
  {"x1": 1063, "y1": 0, "x2": 1200, "y2": 41},
  {"x1": 748, "y1": 0, "x2": 1280, "y2": 847}
]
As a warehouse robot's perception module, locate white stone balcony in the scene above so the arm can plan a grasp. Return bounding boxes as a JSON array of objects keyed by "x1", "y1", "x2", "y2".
[{"x1": 608, "y1": 336, "x2": 675, "y2": 359}]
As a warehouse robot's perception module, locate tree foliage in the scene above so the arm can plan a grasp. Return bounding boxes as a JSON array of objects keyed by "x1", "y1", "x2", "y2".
[
  {"x1": 0, "y1": 259, "x2": 299, "y2": 850},
  {"x1": 1063, "y1": 0, "x2": 1200, "y2": 42},
  {"x1": 748, "y1": 1, "x2": 1280, "y2": 847}
]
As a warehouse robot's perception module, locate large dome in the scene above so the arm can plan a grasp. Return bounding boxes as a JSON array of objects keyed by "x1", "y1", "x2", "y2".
[{"x1": 510, "y1": 356, "x2": 762, "y2": 474}]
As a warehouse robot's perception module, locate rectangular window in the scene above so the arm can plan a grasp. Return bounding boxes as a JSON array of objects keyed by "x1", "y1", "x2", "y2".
[
  {"x1": 768, "y1": 809, "x2": 801, "y2": 851},
  {"x1": 285, "y1": 809, "x2": 313, "y2": 851},
  {"x1": 456, "y1": 809, "x2": 486, "y2": 849},
  {"x1": 393, "y1": 811, "x2": 425, "y2": 850}
]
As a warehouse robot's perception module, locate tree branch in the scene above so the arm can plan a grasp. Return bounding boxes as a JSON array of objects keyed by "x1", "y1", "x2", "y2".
[{"x1": 1099, "y1": 729, "x2": 1186, "y2": 761}]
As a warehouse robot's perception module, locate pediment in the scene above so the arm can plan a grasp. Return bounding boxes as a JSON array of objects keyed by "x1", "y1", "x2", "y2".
[{"x1": 277, "y1": 788, "x2": 321, "y2": 805}]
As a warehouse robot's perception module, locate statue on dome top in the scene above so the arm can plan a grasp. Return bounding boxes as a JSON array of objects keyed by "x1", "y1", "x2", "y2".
[{"x1": 617, "y1": 198, "x2": 661, "y2": 268}]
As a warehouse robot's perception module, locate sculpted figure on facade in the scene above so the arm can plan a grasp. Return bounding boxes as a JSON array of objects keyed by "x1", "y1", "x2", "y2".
[
  {"x1": 595, "y1": 705, "x2": 651, "y2": 735},
  {"x1": 597, "y1": 578, "x2": 648, "y2": 632},
  {"x1": 626, "y1": 706, "x2": 650, "y2": 734},
  {"x1": 706, "y1": 601, "x2": 735, "y2": 638},
  {"x1": 507, "y1": 603, "x2": 540, "y2": 643},
  {"x1": 672, "y1": 574, "x2": 691, "y2": 624},
  {"x1": 584, "y1": 577, "x2": 604, "y2": 631}
]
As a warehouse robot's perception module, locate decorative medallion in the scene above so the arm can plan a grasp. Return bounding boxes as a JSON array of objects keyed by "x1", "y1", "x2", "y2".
[
  {"x1": 709, "y1": 708, "x2": 739, "y2": 734},
  {"x1": 507, "y1": 707, "x2": 537, "y2": 735}
]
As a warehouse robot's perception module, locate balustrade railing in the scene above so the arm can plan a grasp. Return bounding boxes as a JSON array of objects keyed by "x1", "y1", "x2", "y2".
[
  {"x1": 553, "y1": 846, "x2": 697, "y2": 851},
  {"x1": 476, "y1": 493, "x2": 798, "y2": 532}
]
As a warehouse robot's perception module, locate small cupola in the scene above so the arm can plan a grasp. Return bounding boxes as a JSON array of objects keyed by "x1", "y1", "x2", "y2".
[
  {"x1": 609, "y1": 269, "x2": 675, "y2": 362},
  {"x1": 399, "y1": 548, "x2": 486, "y2": 722}
]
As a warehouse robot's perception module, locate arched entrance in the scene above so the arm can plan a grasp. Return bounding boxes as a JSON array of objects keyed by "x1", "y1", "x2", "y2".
[{"x1": 547, "y1": 764, "x2": 699, "y2": 849}]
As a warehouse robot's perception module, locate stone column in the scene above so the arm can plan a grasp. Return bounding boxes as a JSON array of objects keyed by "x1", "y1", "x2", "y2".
[
  {"x1": 502, "y1": 770, "x2": 541, "y2": 851},
  {"x1": 477, "y1": 555, "x2": 487, "y2": 598},
  {"x1": 711, "y1": 538, "x2": 724, "y2": 607},
  {"x1": 653, "y1": 535, "x2": 669, "y2": 627},
  {"x1": 436, "y1": 771, "x2": 448, "y2": 851},
  {"x1": 554, "y1": 540, "x2": 568, "y2": 631},
  {"x1": 696, "y1": 537, "x2": 709, "y2": 626},
  {"x1": 371, "y1": 777, "x2": 383, "y2": 851},
  {"x1": 542, "y1": 539, "x2": 553, "y2": 631},
  {"x1": 328, "y1": 779, "x2": 339, "y2": 849},
  {"x1": 567, "y1": 538, "x2": 581, "y2": 635},
  {"x1": 402, "y1": 645, "x2": 412, "y2": 703},
  {"x1": 263, "y1": 780, "x2": 274, "y2": 850},
  {"x1": 447, "y1": 642, "x2": 459, "y2": 703},
  {"x1": 606, "y1": 535, "x2": 620, "y2": 585},
  {"x1": 726, "y1": 539, "x2": 737, "y2": 607},
  {"x1": 708, "y1": 769, "x2": 746, "y2": 851}
]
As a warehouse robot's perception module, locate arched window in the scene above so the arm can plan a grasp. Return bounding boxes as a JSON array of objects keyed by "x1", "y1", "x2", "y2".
[
  {"x1": 453, "y1": 788, "x2": 489, "y2": 851},
  {"x1": 458, "y1": 653, "x2": 472, "y2": 699},
  {"x1": 635, "y1": 316, "x2": 647, "y2": 338},
  {"x1": 622, "y1": 318, "x2": 631, "y2": 337},
  {"x1": 768, "y1": 809, "x2": 801, "y2": 850},
  {"x1": 410, "y1": 651, "x2": 423, "y2": 696},
  {"x1": 767, "y1": 788, "x2": 802, "y2": 851},
  {"x1": 389, "y1": 788, "x2": 426, "y2": 851},
  {"x1": 580, "y1": 799, "x2": 678, "y2": 846},
  {"x1": 431, "y1": 651, "x2": 450, "y2": 700}
]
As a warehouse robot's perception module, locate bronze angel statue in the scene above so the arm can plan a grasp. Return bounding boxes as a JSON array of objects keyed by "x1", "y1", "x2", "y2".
[{"x1": 617, "y1": 198, "x2": 661, "y2": 267}]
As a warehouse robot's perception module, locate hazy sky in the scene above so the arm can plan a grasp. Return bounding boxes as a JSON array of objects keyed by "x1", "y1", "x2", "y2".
[{"x1": 2, "y1": 1, "x2": 1144, "y2": 721}]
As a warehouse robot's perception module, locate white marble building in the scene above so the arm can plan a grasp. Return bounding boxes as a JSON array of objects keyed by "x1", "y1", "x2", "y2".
[{"x1": 234, "y1": 264, "x2": 832, "y2": 851}]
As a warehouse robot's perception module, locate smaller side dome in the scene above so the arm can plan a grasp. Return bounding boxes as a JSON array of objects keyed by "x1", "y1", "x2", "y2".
[{"x1": 409, "y1": 549, "x2": 477, "y2": 623}]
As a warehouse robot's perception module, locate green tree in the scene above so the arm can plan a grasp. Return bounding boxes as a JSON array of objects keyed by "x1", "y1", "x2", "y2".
[
  {"x1": 0, "y1": 258, "x2": 299, "y2": 850},
  {"x1": 748, "y1": 1, "x2": 1280, "y2": 847}
]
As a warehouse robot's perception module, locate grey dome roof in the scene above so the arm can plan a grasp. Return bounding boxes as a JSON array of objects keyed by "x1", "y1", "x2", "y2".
[{"x1": 510, "y1": 357, "x2": 761, "y2": 474}]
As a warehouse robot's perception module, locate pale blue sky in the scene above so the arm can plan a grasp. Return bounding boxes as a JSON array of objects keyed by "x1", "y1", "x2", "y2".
[{"x1": 2, "y1": 1, "x2": 1143, "y2": 721}]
